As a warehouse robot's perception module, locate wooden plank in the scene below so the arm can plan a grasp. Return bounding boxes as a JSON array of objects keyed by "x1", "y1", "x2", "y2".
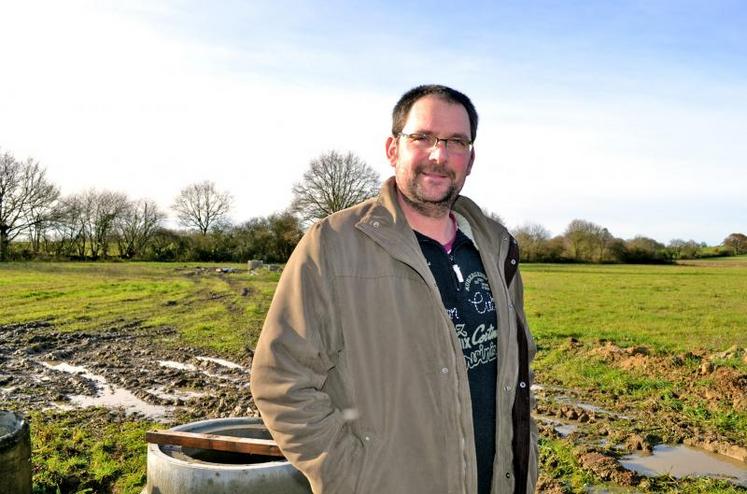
[{"x1": 146, "y1": 430, "x2": 284, "y2": 457}]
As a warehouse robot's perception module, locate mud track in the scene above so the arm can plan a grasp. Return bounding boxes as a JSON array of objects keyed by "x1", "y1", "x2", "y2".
[{"x1": 0, "y1": 321, "x2": 256, "y2": 424}]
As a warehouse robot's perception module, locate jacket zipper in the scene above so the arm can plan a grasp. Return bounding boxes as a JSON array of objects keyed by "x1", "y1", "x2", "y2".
[{"x1": 446, "y1": 249, "x2": 469, "y2": 493}]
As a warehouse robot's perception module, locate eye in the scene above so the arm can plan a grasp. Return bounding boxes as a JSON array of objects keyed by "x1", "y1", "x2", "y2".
[{"x1": 448, "y1": 138, "x2": 470, "y2": 151}]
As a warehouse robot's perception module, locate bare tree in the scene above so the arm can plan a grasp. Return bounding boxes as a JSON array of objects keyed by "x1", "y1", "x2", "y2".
[
  {"x1": 291, "y1": 150, "x2": 380, "y2": 226},
  {"x1": 50, "y1": 195, "x2": 87, "y2": 258},
  {"x1": 116, "y1": 199, "x2": 165, "y2": 258},
  {"x1": 0, "y1": 150, "x2": 59, "y2": 260},
  {"x1": 172, "y1": 181, "x2": 232, "y2": 235},
  {"x1": 80, "y1": 189, "x2": 129, "y2": 259}
]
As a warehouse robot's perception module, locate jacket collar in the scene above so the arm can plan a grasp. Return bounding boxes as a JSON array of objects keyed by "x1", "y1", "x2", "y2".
[
  {"x1": 355, "y1": 177, "x2": 492, "y2": 262},
  {"x1": 355, "y1": 178, "x2": 426, "y2": 272}
]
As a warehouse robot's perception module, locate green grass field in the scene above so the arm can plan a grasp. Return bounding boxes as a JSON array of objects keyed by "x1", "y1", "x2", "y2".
[
  {"x1": 521, "y1": 258, "x2": 746, "y2": 455},
  {"x1": 1, "y1": 258, "x2": 745, "y2": 493},
  {"x1": 0, "y1": 262, "x2": 280, "y2": 354},
  {"x1": 522, "y1": 260, "x2": 747, "y2": 352}
]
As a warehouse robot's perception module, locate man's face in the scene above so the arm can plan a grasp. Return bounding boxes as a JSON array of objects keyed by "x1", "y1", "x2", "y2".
[{"x1": 386, "y1": 95, "x2": 474, "y2": 217}]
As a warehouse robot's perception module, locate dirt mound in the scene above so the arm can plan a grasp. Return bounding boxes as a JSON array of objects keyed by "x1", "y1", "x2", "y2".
[{"x1": 578, "y1": 450, "x2": 638, "y2": 486}]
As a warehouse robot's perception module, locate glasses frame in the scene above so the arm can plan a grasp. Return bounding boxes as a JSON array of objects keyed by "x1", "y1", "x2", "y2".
[{"x1": 398, "y1": 132, "x2": 473, "y2": 154}]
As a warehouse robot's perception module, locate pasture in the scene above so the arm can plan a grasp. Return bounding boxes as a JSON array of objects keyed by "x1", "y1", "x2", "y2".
[{"x1": 0, "y1": 259, "x2": 745, "y2": 493}]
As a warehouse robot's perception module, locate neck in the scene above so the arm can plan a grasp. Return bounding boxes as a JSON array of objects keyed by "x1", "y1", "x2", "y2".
[{"x1": 397, "y1": 190, "x2": 454, "y2": 244}]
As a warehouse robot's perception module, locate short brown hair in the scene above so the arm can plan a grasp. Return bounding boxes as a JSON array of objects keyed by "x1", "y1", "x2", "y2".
[{"x1": 391, "y1": 85, "x2": 479, "y2": 142}]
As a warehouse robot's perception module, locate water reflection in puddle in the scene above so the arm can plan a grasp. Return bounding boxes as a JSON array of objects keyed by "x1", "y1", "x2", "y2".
[
  {"x1": 42, "y1": 361, "x2": 171, "y2": 419},
  {"x1": 158, "y1": 360, "x2": 198, "y2": 371},
  {"x1": 146, "y1": 385, "x2": 205, "y2": 402},
  {"x1": 158, "y1": 357, "x2": 246, "y2": 382},
  {"x1": 196, "y1": 356, "x2": 245, "y2": 370},
  {"x1": 536, "y1": 415, "x2": 579, "y2": 437},
  {"x1": 554, "y1": 396, "x2": 632, "y2": 419},
  {"x1": 620, "y1": 444, "x2": 747, "y2": 486}
]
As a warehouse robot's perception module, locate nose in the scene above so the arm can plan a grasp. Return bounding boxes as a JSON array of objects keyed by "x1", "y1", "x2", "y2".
[{"x1": 428, "y1": 140, "x2": 448, "y2": 163}]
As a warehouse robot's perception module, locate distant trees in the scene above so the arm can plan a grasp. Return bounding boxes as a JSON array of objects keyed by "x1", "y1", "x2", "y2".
[
  {"x1": 234, "y1": 212, "x2": 303, "y2": 263},
  {"x1": 667, "y1": 239, "x2": 703, "y2": 260},
  {"x1": 172, "y1": 181, "x2": 232, "y2": 235},
  {"x1": 0, "y1": 150, "x2": 59, "y2": 260},
  {"x1": 1, "y1": 145, "x2": 742, "y2": 265},
  {"x1": 509, "y1": 220, "x2": 719, "y2": 264},
  {"x1": 116, "y1": 199, "x2": 165, "y2": 259},
  {"x1": 563, "y1": 219, "x2": 612, "y2": 262},
  {"x1": 513, "y1": 223, "x2": 551, "y2": 262},
  {"x1": 621, "y1": 236, "x2": 670, "y2": 263},
  {"x1": 291, "y1": 150, "x2": 380, "y2": 226},
  {"x1": 723, "y1": 233, "x2": 747, "y2": 255},
  {"x1": 81, "y1": 190, "x2": 130, "y2": 259}
]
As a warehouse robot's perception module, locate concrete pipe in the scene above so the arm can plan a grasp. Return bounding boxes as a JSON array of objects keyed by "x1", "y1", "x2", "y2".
[
  {"x1": 0, "y1": 411, "x2": 32, "y2": 494},
  {"x1": 145, "y1": 417, "x2": 310, "y2": 494}
]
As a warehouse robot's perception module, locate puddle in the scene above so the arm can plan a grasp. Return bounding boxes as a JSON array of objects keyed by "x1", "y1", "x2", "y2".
[
  {"x1": 158, "y1": 358, "x2": 245, "y2": 382},
  {"x1": 555, "y1": 423, "x2": 579, "y2": 436},
  {"x1": 536, "y1": 415, "x2": 579, "y2": 437},
  {"x1": 555, "y1": 396, "x2": 631, "y2": 419},
  {"x1": 42, "y1": 361, "x2": 171, "y2": 419},
  {"x1": 196, "y1": 356, "x2": 245, "y2": 370},
  {"x1": 146, "y1": 385, "x2": 205, "y2": 402},
  {"x1": 158, "y1": 360, "x2": 198, "y2": 371},
  {"x1": 620, "y1": 444, "x2": 747, "y2": 486}
]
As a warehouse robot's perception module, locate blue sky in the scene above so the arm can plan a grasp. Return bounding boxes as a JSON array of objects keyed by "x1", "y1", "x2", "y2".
[{"x1": 1, "y1": 1, "x2": 745, "y2": 244}]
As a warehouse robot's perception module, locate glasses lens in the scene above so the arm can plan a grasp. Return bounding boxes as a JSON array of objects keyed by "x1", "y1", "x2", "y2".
[
  {"x1": 405, "y1": 134, "x2": 434, "y2": 148},
  {"x1": 402, "y1": 133, "x2": 470, "y2": 153},
  {"x1": 447, "y1": 139, "x2": 470, "y2": 153}
]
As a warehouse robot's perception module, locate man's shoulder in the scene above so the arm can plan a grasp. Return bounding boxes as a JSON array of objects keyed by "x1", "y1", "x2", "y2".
[
  {"x1": 454, "y1": 195, "x2": 511, "y2": 240},
  {"x1": 299, "y1": 196, "x2": 382, "y2": 247}
]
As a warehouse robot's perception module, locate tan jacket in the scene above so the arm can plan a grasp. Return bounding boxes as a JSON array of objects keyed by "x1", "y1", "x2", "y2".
[{"x1": 251, "y1": 178, "x2": 538, "y2": 493}]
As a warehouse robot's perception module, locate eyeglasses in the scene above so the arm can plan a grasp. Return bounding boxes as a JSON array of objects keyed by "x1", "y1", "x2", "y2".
[{"x1": 398, "y1": 132, "x2": 473, "y2": 154}]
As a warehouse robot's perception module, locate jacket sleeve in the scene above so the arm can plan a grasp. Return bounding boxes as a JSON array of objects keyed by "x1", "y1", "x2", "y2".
[{"x1": 250, "y1": 225, "x2": 364, "y2": 493}]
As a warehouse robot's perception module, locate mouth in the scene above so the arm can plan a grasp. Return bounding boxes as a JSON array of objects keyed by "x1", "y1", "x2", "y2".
[{"x1": 417, "y1": 167, "x2": 453, "y2": 180}]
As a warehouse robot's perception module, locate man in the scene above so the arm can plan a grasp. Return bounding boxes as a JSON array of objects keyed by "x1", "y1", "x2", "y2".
[{"x1": 251, "y1": 85, "x2": 538, "y2": 493}]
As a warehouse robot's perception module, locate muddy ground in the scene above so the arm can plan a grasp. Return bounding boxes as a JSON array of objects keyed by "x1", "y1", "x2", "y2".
[
  {"x1": 1, "y1": 322, "x2": 745, "y2": 492},
  {"x1": 0, "y1": 321, "x2": 257, "y2": 425}
]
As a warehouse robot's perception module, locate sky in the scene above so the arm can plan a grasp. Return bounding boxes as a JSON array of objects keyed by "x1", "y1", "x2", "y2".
[{"x1": 1, "y1": 0, "x2": 745, "y2": 245}]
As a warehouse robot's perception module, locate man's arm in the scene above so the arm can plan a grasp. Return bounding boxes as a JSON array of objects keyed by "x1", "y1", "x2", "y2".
[{"x1": 250, "y1": 226, "x2": 364, "y2": 493}]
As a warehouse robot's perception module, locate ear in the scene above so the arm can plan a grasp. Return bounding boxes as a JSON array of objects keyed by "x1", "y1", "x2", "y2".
[
  {"x1": 466, "y1": 148, "x2": 475, "y2": 175},
  {"x1": 385, "y1": 135, "x2": 398, "y2": 167}
]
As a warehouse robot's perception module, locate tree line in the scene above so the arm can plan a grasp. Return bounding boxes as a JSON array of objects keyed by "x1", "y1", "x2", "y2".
[
  {"x1": 1, "y1": 146, "x2": 744, "y2": 263},
  {"x1": 0, "y1": 148, "x2": 378, "y2": 263},
  {"x1": 512, "y1": 220, "x2": 745, "y2": 264}
]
